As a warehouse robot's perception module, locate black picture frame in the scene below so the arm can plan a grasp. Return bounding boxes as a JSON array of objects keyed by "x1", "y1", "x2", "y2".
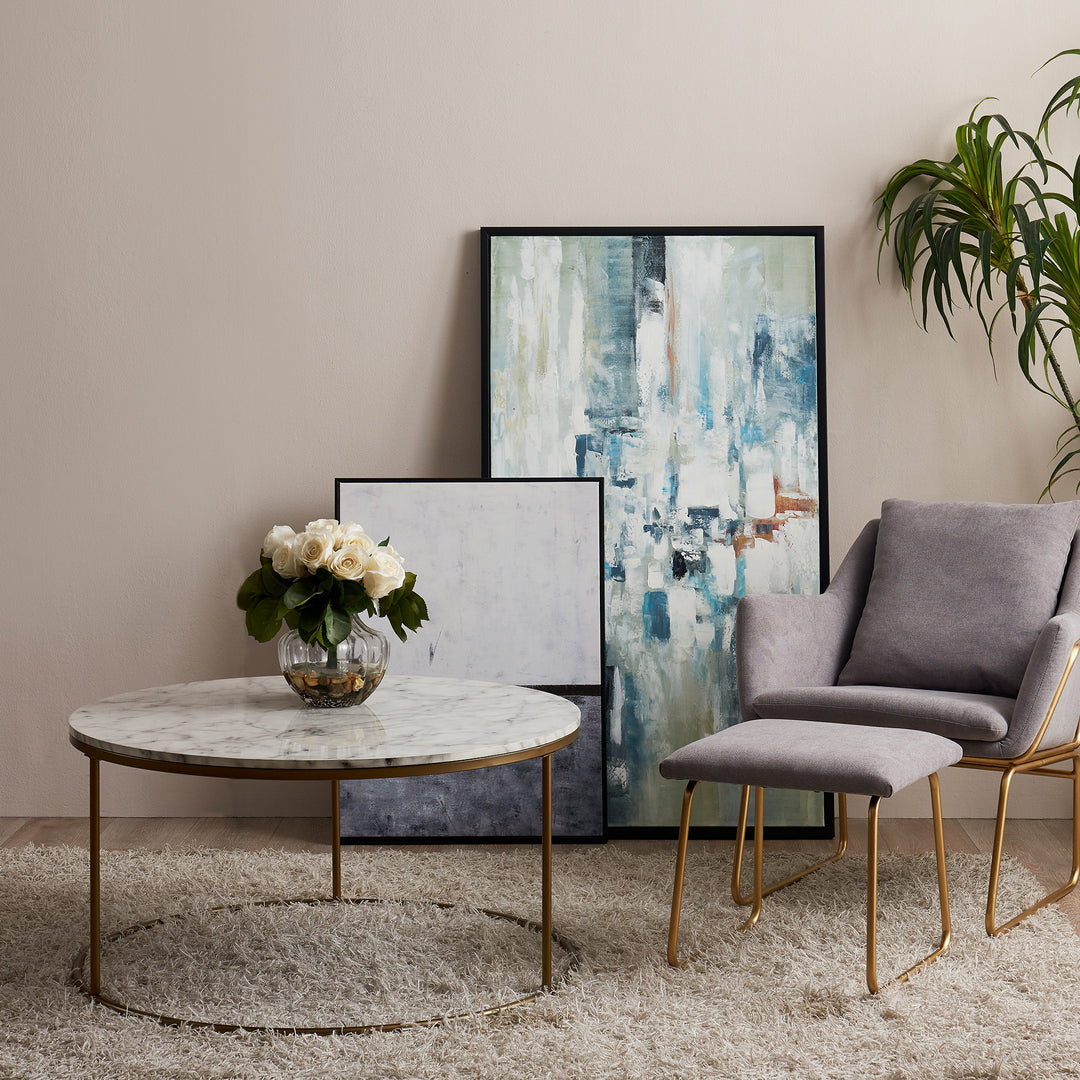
[{"x1": 482, "y1": 227, "x2": 830, "y2": 838}]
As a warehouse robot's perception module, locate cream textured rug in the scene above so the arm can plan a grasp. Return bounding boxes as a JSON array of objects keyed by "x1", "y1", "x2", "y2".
[{"x1": 2, "y1": 843, "x2": 1080, "y2": 1079}]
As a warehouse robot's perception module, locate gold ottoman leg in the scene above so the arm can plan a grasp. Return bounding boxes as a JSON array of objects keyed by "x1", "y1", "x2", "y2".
[{"x1": 866, "y1": 772, "x2": 951, "y2": 994}]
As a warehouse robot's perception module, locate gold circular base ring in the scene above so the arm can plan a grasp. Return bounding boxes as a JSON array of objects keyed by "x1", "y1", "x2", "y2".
[{"x1": 70, "y1": 896, "x2": 582, "y2": 1036}]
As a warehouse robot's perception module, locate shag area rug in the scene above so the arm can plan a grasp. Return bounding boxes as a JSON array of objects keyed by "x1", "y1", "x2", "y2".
[{"x1": 1, "y1": 843, "x2": 1079, "y2": 1079}]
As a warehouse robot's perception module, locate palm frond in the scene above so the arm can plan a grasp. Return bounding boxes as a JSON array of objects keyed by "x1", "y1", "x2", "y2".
[{"x1": 877, "y1": 51, "x2": 1080, "y2": 497}]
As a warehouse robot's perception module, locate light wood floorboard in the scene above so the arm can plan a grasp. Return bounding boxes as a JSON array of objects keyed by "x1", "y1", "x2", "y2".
[{"x1": 3, "y1": 816, "x2": 1077, "y2": 933}]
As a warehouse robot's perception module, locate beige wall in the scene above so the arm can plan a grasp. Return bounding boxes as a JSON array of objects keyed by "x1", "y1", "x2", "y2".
[{"x1": 3, "y1": 1, "x2": 1079, "y2": 820}]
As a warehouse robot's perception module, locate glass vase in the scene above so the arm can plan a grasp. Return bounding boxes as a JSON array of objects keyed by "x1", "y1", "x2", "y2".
[{"x1": 278, "y1": 616, "x2": 389, "y2": 708}]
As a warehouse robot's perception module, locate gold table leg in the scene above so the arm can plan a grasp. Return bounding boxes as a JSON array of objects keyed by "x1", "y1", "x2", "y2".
[
  {"x1": 331, "y1": 778, "x2": 341, "y2": 901},
  {"x1": 542, "y1": 752, "x2": 553, "y2": 989},
  {"x1": 89, "y1": 758, "x2": 100, "y2": 997}
]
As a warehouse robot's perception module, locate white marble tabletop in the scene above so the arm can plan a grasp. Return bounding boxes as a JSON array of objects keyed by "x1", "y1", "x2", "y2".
[{"x1": 68, "y1": 675, "x2": 581, "y2": 772}]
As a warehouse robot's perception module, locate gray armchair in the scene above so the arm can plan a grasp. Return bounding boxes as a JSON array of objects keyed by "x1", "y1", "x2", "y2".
[{"x1": 737, "y1": 499, "x2": 1080, "y2": 935}]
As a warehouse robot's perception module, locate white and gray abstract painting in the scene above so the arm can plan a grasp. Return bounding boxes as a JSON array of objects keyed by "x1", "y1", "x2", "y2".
[{"x1": 335, "y1": 477, "x2": 604, "y2": 840}]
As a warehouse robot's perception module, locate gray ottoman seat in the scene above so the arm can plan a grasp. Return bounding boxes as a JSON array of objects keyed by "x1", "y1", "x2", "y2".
[{"x1": 660, "y1": 718, "x2": 963, "y2": 993}]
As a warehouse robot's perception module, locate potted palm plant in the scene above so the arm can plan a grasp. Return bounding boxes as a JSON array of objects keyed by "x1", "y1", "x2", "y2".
[{"x1": 877, "y1": 49, "x2": 1080, "y2": 496}]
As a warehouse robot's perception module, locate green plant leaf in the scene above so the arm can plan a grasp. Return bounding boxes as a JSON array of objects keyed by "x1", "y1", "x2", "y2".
[
  {"x1": 297, "y1": 606, "x2": 328, "y2": 648},
  {"x1": 1038, "y1": 50, "x2": 1080, "y2": 137},
  {"x1": 1043, "y1": 445, "x2": 1080, "y2": 501},
  {"x1": 876, "y1": 51, "x2": 1080, "y2": 500},
  {"x1": 236, "y1": 568, "x2": 265, "y2": 612},
  {"x1": 283, "y1": 575, "x2": 326, "y2": 611},
  {"x1": 339, "y1": 579, "x2": 374, "y2": 614},
  {"x1": 324, "y1": 606, "x2": 352, "y2": 647},
  {"x1": 246, "y1": 597, "x2": 284, "y2": 643},
  {"x1": 259, "y1": 562, "x2": 289, "y2": 598},
  {"x1": 409, "y1": 592, "x2": 430, "y2": 625},
  {"x1": 386, "y1": 610, "x2": 407, "y2": 643}
]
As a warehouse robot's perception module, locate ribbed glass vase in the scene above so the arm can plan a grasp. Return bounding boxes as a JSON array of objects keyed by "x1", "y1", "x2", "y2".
[{"x1": 278, "y1": 616, "x2": 389, "y2": 708}]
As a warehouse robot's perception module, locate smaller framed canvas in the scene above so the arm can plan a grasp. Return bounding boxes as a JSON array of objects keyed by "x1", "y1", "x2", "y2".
[{"x1": 334, "y1": 477, "x2": 605, "y2": 841}]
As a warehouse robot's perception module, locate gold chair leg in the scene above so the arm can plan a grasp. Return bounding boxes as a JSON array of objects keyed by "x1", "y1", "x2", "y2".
[
  {"x1": 985, "y1": 755, "x2": 1080, "y2": 937},
  {"x1": 732, "y1": 787, "x2": 849, "y2": 906},
  {"x1": 667, "y1": 780, "x2": 699, "y2": 967},
  {"x1": 740, "y1": 786, "x2": 766, "y2": 930},
  {"x1": 866, "y1": 773, "x2": 952, "y2": 994}
]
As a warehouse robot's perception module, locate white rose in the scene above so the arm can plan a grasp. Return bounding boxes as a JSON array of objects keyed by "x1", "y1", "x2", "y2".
[
  {"x1": 271, "y1": 537, "x2": 306, "y2": 579},
  {"x1": 338, "y1": 523, "x2": 376, "y2": 554},
  {"x1": 328, "y1": 546, "x2": 367, "y2": 582},
  {"x1": 381, "y1": 542, "x2": 405, "y2": 567},
  {"x1": 362, "y1": 549, "x2": 406, "y2": 599},
  {"x1": 261, "y1": 524, "x2": 296, "y2": 559},
  {"x1": 297, "y1": 530, "x2": 335, "y2": 572},
  {"x1": 305, "y1": 518, "x2": 339, "y2": 536}
]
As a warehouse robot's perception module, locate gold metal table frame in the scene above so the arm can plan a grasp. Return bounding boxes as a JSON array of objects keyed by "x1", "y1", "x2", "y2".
[{"x1": 69, "y1": 724, "x2": 580, "y2": 1035}]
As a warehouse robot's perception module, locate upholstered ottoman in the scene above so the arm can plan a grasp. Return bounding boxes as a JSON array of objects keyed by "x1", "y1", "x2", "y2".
[{"x1": 659, "y1": 718, "x2": 963, "y2": 993}]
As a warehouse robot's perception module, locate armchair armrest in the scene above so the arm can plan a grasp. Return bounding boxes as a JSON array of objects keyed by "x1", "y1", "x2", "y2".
[
  {"x1": 736, "y1": 593, "x2": 861, "y2": 721},
  {"x1": 1006, "y1": 612, "x2": 1080, "y2": 757},
  {"x1": 736, "y1": 520, "x2": 879, "y2": 722}
]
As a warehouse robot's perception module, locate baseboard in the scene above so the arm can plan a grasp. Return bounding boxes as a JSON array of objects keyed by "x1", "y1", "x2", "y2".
[{"x1": 848, "y1": 767, "x2": 1073, "y2": 819}]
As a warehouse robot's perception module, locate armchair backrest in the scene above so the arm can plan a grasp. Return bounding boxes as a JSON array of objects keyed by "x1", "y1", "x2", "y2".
[
  {"x1": 834, "y1": 500, "x2": 1080, "y2": 699},
  {"x1": 828, "y1": 514, "x2": 1080, "y2": 633}
]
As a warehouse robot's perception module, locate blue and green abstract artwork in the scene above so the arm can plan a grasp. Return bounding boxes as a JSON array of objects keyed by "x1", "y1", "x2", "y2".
[{"x1": 484, "y1": 229, "x2": 828, "y2": 831}]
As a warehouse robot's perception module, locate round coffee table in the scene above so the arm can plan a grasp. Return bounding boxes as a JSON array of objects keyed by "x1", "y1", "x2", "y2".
[{"x1": 68, "y1": 674, "x2": 581, "y2": 1034}]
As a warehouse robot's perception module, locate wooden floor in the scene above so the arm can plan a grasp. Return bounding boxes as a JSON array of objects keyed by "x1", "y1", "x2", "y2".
[{"x1": 3, "y1": 816, "x2": 1078, "y2": 933}]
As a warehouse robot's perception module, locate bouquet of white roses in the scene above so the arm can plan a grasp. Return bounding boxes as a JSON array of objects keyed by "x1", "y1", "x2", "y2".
[{"x1": 237, "y1": 518, "x2": 428, "y2": 648}]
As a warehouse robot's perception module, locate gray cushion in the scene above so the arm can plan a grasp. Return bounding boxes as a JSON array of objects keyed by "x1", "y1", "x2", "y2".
[
  {"x1": 837, "y1": 499, "x2": 1080, "y2": 697},
  {"x1": 751, "y1": 684, "x2": 1011, "y2": 742},
  {"x1": 659, "y1": 719, "x2": 963, "y2": 798}
]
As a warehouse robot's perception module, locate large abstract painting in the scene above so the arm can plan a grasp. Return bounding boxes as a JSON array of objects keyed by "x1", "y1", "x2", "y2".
[
  {"x1": 335, "y1": 477, "x2": 605, "y2": 841},
  {"x1": 483, "y1": 228, "x2": 828, "y2": 834}
]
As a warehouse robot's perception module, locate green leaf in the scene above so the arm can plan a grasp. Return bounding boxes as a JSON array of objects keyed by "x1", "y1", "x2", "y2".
[
  {"x1": 338, "y1": 578, "x2": 374, "y2": 614},
  {"x1": 1073, "y1": 151, "x2": 1080, "y2": 213},
  {"x1": 245, "y1": 597, "x2": 284, "y2": 643},
  {"x1": 386, "y1": 610, "x2": 407, "y2": 644},
  {"x1": 259, "y1": 562, "x2": 289, "y2": 598},
  {"x1": 324, "y1": 606, "x2": 352, "y2": 647},
  {"x1": 283, "y1": 575, "x2": 326, "y2": 611},
  {"x1": 875, "y1": 48, "x2": 1080, "y2": 502},
  {"x1": 1043, "y1": 445, "x2": 1080, "y2": 501},
  {"x1": 236, "y1": 568, "x2": 265, "y2": 612},
  {"x1": 374, "y1": 573, "x2": 429, "y2": 642},
  {"x1": 978, "y1": 229, "x2": 994, "y2": 298},
  {"x1": 409, "y1": 592, "x2": 430, "y2": 625},
  {"x1": 297, "y1": 607, "x2": 328, "y2": 647}
]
